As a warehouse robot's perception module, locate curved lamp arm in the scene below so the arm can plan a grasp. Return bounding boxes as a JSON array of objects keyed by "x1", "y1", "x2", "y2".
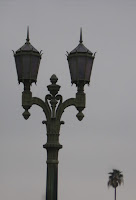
[
  {"x1": 56, "y1": 90, "x2": 86, "y2": 121},
  {"x1": 22, "y1": 75, "x2": 86, "y2": 122},
  {"x1": 32, "y1": 97, "x2": 51, "y2": 121},
  {"x1": 56, "y1": 98, "x2": 76, "y2": 121},
  {"x1": 22, "y1": 90, "x2": 51, "y2": 121}
]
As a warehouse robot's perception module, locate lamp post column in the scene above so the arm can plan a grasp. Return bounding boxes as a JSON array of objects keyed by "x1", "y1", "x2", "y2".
[{"x1": 43, "y1": 119, "x2": 62, "y2": 200}]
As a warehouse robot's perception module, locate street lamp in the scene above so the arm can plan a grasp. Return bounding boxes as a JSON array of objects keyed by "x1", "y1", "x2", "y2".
[{"x1": 13, "y1": 27, "x2": 95, "y2": 200}]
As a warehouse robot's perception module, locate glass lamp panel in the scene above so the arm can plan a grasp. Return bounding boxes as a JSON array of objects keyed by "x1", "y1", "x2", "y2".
[
  {"x1": 68, "y1": 56, "x2": 77, "y2": 83},
  {"x1": 15, "y1": 55, "x2": 23, "y2": 81},
  {"x1": 85, "y1": 57, "x2": 93, "y2": 82},
  {"x1": 31, "y1": 55, "x2": 40, "y2": 81},
  {"x1": 77, "y1": 56, "x2": 86, "y2": 81},
  {"x1": 22, "y1": 55, "x2": 31, "y2": 80}
]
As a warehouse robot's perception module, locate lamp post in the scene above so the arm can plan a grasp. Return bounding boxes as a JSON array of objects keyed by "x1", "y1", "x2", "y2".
[{"x1": 13, "y1": 27, "x2": 95, "y2": 200}]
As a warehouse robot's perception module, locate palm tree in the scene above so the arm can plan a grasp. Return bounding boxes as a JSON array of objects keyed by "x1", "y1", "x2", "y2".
[{"x1": 108, "y1": 169, "x2": 124, "y2": 200}]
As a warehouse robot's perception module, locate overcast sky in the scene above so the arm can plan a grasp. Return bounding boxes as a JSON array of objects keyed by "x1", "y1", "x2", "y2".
[{"x1": 0, "y1": 0, "x2": 136, "y2": 200}]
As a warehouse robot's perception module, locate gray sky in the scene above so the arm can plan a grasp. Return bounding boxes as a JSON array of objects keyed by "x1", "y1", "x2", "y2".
[{"x1": 0, "y1": 0, "x2": 136, "y2": 199}]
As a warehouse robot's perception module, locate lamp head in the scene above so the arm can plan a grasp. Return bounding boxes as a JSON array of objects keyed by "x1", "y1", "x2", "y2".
[
  {"x1": 67, "y1": 28, "x2": 95, "y2": 89},
  {"x1": 13, "y1": 27, "x2": 42, "y2": 87}
]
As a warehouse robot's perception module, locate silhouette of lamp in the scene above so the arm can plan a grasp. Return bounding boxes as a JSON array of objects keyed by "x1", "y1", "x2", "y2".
[{"x1": 13, "y1": 27, "x2": 95, "y2": 200}]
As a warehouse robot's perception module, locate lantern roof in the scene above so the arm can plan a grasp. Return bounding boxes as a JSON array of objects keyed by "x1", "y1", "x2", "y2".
[
  {"x1": 69, "y1": 28, "x2": 93, "y2": 55},
  {"x1": 16, "y1": 27, "x2": 41, "y2": 54}
]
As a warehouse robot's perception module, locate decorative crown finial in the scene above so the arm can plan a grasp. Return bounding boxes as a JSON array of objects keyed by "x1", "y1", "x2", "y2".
[
  {"x1": 79, "y1": 28, "x2": 83, "y2": 43},
  {"x1": 26, "y1": 26, "x2": 30, "y2": 42}
]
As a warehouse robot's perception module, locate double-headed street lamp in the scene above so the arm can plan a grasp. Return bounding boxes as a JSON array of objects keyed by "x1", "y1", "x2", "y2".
[{"x1": 13, "y1": 28, "x2": 95, "y2": 200}]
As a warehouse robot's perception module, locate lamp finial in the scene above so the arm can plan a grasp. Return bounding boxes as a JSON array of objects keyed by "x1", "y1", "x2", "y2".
[
  {"x1": 26, "y1": 26, "x2": 30, "y2": 42},
  {"x1": 79, "y1": 28, "x2": 83, "y2": 43}
]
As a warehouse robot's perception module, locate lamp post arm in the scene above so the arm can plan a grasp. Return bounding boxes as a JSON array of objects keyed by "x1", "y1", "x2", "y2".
[
  {"x1": 56, "y1": 91, "x2": 86, "y2": 121},
  {"x1": 56, "y1": 97, "x2": 76, "y2": 121},
  {"x1": 32, "y1": 97, "x2": 51, "y2": 121},
  {"x1": 22, "y1": 89, "x2": 51, "y2": 121}
]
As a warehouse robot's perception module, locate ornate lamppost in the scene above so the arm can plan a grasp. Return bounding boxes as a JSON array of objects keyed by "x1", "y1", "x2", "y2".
[{"x1": 13, "y1": 28, "x2": 95, "y2": 200}]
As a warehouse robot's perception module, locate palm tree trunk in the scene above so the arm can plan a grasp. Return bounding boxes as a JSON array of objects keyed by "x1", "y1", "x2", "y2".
[{"x1": 115, "y1": 187, "x2": 116, "y2": 200}]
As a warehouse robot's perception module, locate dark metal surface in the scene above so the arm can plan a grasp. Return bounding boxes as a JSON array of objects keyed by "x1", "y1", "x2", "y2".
[
  {"x1": 16, "y1": 27, "x2": 40, "y2": 53},
  {"x1": 13, "y1": 28, "x2": 95, "y2": 200},
  {"x1": 21, "y1": 75, "x2": 86, "y2": 200},
  {"x1": 69, "y1": 28, "x2": 93, "y2": 54},
  {"x1": 67, "y1": 29, "x2": 95, "y2": 86},
  {"x1": 13, "y1": 27, "x2": 42, "y2": 84}
]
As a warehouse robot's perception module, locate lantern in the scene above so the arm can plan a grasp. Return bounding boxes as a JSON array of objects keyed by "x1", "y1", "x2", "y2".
[
  {"x1": 67, "y1": 29, "x2": 95, "y2": 87},
  {"x1": 14, "y1": 27, "x2": 42, "y2": 85}
]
